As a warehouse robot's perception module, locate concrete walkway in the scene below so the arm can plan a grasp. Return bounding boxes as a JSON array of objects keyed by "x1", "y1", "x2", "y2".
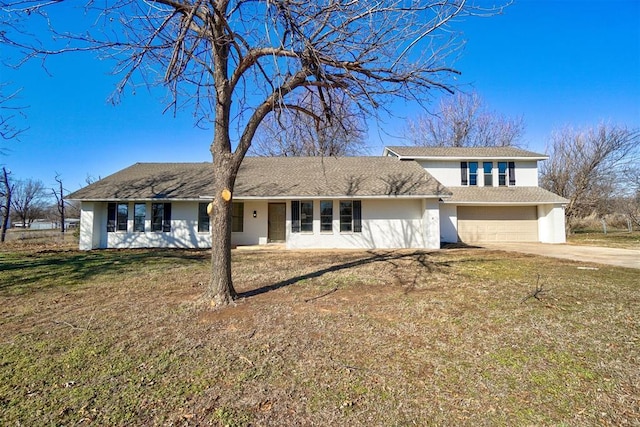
[{"x1": 481, "y1": 242, "x2": 640, "y2": 270}]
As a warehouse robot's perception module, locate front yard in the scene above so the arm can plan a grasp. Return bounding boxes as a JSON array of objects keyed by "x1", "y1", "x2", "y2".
[{"x1": 1, "y1": 246, "x2": 638, "y2": 425}]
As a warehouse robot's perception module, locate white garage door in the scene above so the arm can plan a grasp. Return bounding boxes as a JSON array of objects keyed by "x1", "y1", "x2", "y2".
[{"x1": 457, "y1": 206, "x2": 538, "y2": 243}]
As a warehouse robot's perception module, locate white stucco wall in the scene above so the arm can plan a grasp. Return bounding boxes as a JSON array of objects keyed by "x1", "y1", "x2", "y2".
[
  {"x1": 537, "y1": 204, "x2": 567, "y2": 243},
  {"x1": 439, "y1": 203, "x2": 458, "y2": 244},
  {"x1": 286, "y1": 198, "x2": 438, "y2": 249},
  {"x1": 417, "y1": 159, "x2": 540, "y2": 187}
]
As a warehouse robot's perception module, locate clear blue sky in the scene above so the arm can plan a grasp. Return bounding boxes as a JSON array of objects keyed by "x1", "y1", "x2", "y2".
[{"x1": 1, "y1": 0, "x2": 639, "y2": 194}]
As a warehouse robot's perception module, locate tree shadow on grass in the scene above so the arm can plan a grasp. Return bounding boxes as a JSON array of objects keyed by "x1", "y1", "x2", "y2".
[
  {"x1": 237, "y1": 249, "x2": 449, "y2": 299},
  {"x1": 0, "y1": 249, "x2": 208, "y2": 295}
]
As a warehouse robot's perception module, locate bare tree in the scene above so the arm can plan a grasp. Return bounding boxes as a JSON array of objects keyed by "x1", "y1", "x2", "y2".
[
  {"x1": 250, "y1": 89, "x2": 367, "y2": 157},
  {"x1": 0, "y1": 85, "x2": 26, "y2": 142},
  {"x1": 52, "y1": 173, "x2": 65, "y2": 233},
  {"x1": 405, "y1": 91, "x2": 525, "y2": 147},
  {"x1": 539, "y1": 124, "x2": 640, "y2": 232},
  {"x1": 1, "y1": 167, "x2": 13, "y2": 242},
  {"x1": 3, "y1": 1, "x2": 508, "y2": 305},
  {"x1": 10, "y1": 178, "x2": 47, "y2": 228}
]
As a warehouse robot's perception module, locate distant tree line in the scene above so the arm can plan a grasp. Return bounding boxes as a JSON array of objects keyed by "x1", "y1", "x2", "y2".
[{"x1": 0, "y1": 170, "x2": 79, "y2": 243}]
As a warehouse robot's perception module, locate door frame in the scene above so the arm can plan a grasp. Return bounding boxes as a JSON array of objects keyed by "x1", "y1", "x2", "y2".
[{"x1": 268, "y1": 202, "x2": 286, "y2": 242}]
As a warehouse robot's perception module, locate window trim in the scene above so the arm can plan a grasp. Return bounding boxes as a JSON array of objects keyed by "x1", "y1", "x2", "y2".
[
  {"x1": 151, "y1": 202, "x2": 171, "y2": 232},
  {"x1": 231, "y1": 202, "x2": 244, "y2": 233},
  {"x1": 498, "y1": 162, "x2": 508, "y2": 187},
  {"x1": 460, "y1": 162, "x2": 468, "y2": 186},
  {"x1": 134, "y1": 203, "x2": 146, "y2": 233},
  {"x1": 483, "y1": 162, "x2": 493, "y2": 187},
  {"x1": 291, "y1": 200, "x2": 313, "y2": 233},
  {"x1": 198, "y1": 202, "x2": 210, "y2": 233},
  {"x1": 468, "y1": 162, "x2": 478, "y2": 186},
  {"x1": 320, "y1": 200, "x2": 333, "y2": 233},
  {"x1": 339, "y1": 200, "x2": 362, "y2": 233}
]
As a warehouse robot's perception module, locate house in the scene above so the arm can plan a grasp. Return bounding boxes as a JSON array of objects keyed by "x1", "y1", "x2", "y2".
[{"x1": 68, "y1": 147, "x2": 567, "y2": 251}]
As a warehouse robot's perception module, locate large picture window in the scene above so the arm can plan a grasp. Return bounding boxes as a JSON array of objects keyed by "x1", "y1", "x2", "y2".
[
  {"x1": 151, "y1": 203, "x2": 171, "y2": 232},
  {"x1": 107, "y1": 202, "x2": 128, "y2": 232},
  {"x1": 291, "y1": 200, "x2": 313, "y2": 233},
  {"x1": 320, "y1": 200, "x2": 333, "y2": 232},
  {"x1": 134, "y1": 203, "x2": 146, "y2": 232},
  {"x1": 339, "y1": 200, "x2": 362, "y2": 233},
  {"x1": 198, "y1": 203, "x2": 210, "y2": 233}
]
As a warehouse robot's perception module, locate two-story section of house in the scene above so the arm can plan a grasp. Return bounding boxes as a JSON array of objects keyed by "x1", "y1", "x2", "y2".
[{"x1": 383, "y1": 146, "x2": 568, "y2": 244}]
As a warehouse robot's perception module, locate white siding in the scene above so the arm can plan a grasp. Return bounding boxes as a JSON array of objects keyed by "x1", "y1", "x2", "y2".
[
  {"x1": 286, "y1": 198, "x2": 438, "y2": 249},
  {"x1": 537, "y1": 204, "x2": 567, "y2": 243},
  {"x1": 417, "y1": 159, "x2": 540, "y2": 187}
]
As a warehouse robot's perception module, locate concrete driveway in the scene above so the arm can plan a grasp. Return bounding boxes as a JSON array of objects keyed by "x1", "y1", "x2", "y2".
[{"x1": 481, "y1": 242, "x2": 640, "y2": 270}]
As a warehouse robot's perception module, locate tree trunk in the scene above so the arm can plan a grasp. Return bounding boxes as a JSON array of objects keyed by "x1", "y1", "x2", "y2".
[
  {"x1": 1, "y1": 167, "x2": 11, "y2": 243},
  {"x1": 205, "y1": 149, "x2": 240, "y2": 306}
]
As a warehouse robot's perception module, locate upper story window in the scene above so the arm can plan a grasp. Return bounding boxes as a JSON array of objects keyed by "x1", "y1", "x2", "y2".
[
  {"x1": 498, "y1": 162, "x2": 508, "y2": 186},
  {"x1": 339, "y1": 200, "x2": 362, "y2": 233},
  {"x1": 320, "y1": 200, "x2": 333, "y2": 232},
  {"x1": 107, "y1": 202, "x2": 128, "y2": 232},
  {"x1": 466, "y1": 162, "x2": 478, "y2": 186},
  {"x1": 134, "y1": 203, "x2": 146, "y2": 232},
  {"x1": 291, "y1": 200, "x2": 313, "y2": 233},
  {"x1": 151, "y1": 203, "x2": 171, "y2": 232},
  {"x1": 483, "y1": 162, "x2": 493, "y2": 187}
]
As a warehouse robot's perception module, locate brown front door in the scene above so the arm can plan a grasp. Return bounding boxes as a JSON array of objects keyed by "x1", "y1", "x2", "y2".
[{"x1": 268, "y1": 203, "x2": 286, "y2": 242}]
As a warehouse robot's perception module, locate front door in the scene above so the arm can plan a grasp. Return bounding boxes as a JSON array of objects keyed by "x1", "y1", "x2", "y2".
[{"x1": 268, "y1": 203, "x2": 286, "y2": 242}]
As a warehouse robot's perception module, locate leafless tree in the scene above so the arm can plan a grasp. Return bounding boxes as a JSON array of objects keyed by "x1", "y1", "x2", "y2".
[
  {"x1": 3, "y1": 1, "x2": 509, "y2": 305},
  {"x1": 1, "y1": 167, "x2": 13, "y2": 242},
  {"x1": 52, "y1": 173, "x2": 65, "y2": 233},
  {"x1": 405, "y1": 91, "x2": 525, "y2": 147},
  {"x1": 0, "y1": 84, "x2": 28, "y2": 145},
  {"x1": 10, "y1": 178, "x2": 47, "y2": 228},
  {"x1": 250, "y1": 89, "x2": 367, "y2": 157},
  {"x1": 539, "y1": 124, "x2": 640, "y2": 232}
]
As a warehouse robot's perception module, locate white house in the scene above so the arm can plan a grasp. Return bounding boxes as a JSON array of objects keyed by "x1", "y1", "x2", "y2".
[{"x1": 68, "y1": 147, "x2": 567, "y2": 251}]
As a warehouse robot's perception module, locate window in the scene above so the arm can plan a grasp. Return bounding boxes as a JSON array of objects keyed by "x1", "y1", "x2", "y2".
[
  {"x1": 151, "y1": 203, "x2": 171, "y2": 232},
  {"x1": 508, "y1": 161, "x2": 516, "y2": 186},
  {"x1": 198, "y1": 203, "x2": 210, "y2": 233},
  {"x1": 498, "y1": 162, "x2": 508, "y2": 186},
  {"x1": 320, "y1": 200, "x2": 333, "y2": 232},
  {"x1": 231, "y1": 202, "x2": 244, "y2": 233},
  {"x1": 291, "y1": 200, "x2": 313, "y2": 233},
  {"x1": 134, "y1": 203, "x2": 146, "y2": 232},
  {"x1": 107, "y1": 203, "x2": 128, "y2": 232},
  {"x1": 460, "y1": 162, "x2": 468, "y2": 185},
  {"x1": 339, "y1": 200, "x2": 362, "y2": 233},
  {"x1": 483, "y1": 162, "x2": 493, "y2": 187},
  {"x1": 469, "y1": 162, "x2": 478, "y2": 186},
  {"x1": 117, "y1": 203, "x2": 128, "y2": 231}
]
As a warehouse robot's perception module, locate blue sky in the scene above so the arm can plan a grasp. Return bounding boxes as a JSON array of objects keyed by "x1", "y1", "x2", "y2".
[{"x1": 1, "y1": 0, "x2": 639, "y2": 194}]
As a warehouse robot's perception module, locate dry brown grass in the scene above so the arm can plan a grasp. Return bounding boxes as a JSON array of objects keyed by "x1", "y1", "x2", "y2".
[{"x1": 1, "y1": 247, "x2": 638, "y2": 426}]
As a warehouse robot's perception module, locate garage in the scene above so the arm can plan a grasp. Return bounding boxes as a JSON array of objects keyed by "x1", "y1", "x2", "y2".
[{"x1": 457, "y1": 206, "x2": 538, "y2": 243}]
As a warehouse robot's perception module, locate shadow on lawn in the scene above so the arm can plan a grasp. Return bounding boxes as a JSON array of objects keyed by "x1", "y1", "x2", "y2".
[
  {"x1": 0, "y1": 249, "x2": 208, "y2": 295},
  {"x1": 237, "y1": 249, "x2": 449, "y2": 299}
]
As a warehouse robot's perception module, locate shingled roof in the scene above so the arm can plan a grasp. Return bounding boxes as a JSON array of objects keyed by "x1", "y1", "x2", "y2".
[
  {"x1": 385, "y1": 146, "x2": 547, "y2": 159},
  {"x1": 445, "y1": 186, "x2": 568, "y2": 204},
  {"x1": 68, "y1": 157, "x2": 451, "y2": 201}
]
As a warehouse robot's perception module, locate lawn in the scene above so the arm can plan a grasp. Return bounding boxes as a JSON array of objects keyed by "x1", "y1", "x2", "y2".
[
  {"x1": 1, "y1": 246, "x2": 638, "y2": 426},
  {"x1": 567, "y1": 230, "x2": 640, "y2": 249}
]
